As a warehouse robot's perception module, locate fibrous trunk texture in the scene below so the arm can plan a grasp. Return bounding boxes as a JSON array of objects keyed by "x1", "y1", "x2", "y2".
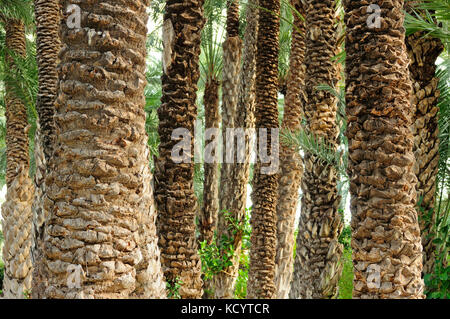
[
  {"x1": 214, "y1": 0, "x2": 243, "y2": 299},
  {"x1": 1, "y1": 19, "x2": 34, "y2": 299},
  {"x1": 31, "y1": 0, "x2": 61, "y2": 299},
  {"x1": 1, "y1": 167, "x2": 34, "y2": 299},
  {"x1": 344, "y1": 0, "x2": 425, "y2": 298},
  {"x1": 42, "y1": 0, "x2": 165, "y2": 298},
  {"x1": 155, "y1": 0, "x2": 205, "y2": 299},
  {"x1": 199, "y1": 79, "x2": 220, "y2": 247},
  {"x1": 200, "y1": 79, "x2": 220, "y2": 299},
  {"x1": 290, "y1": 0, "x2": 343, "y2": 299},
  {"x1": 406, "y1": 31, "x2": 443, "y2": 277},
  {"x1": 247, "y1": 0, "x2": 280, "y2": 299},
  {"x1": 4, "y1": 21, "x2": 30, "y2": 187},
  {"x1": 274, "y1": 0, "x2": 306, "y2": 299}
]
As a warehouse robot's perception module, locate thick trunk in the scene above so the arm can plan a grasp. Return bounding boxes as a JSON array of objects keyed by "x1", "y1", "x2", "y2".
[
  {"x1": 274, "y1": 0, "x2": 306, "y2": 299},
  {"x1": 155, "y1": 0, "x2": 205, "y2": 299},
  {"x1": 31, "y1": 0, "x2": 61, "y2": 299},
  {"x1": 199, "y1": 79, "x2": 220, "y2": 247},
  {"x1": 406, "y1": 31, "x2": 443, "y2": 277},
  {"x1": 1, "y1": 19, "x2": 34, "y2": 299},
  {"x1": 42, "y1": 0, "x2": 165, "y2": 298},
  {"x1": 213, "y1": 0, "x2": 258, "y2": 299},
  {"x1": 247, "y1": 0, "x2": 280, "y2": 299},
  {"x1": 290, "y1": 0, "x2": 343, "y2": 299},
  {"x1": 344, "y1": 0, "x2": 425, "y2": 298},
  {"x1": 214, "y1": 0, "x2": 244, "y2": 300}
]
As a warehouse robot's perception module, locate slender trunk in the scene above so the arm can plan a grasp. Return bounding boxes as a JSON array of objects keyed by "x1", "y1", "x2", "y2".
[
  {"x1": 155, "y1": 0, "x2": 205, "y2": 299},
  {"x1": 247, "y1": 0, "x2": 280, "y2": 299},
  {"x1": 199, "y1": 79, "x2": 220, "y2": 247},
  {"x1": 274, "y1": 0, "x2": 306, "y2": 299},
  {"x1": 42, "y1": 0, "x2": 165, "y2": 298},
  {"x1": 213, "y1": 0, "x2": 258, "y2": 299},
  {"x1": 31, "y1": 0, "x2": 61, "y2": 299},
  {"x1": 406, "y1": 31, "x2": 443, "y2": 277},
  {"x1": 1, "y1": 19, "x2": 34, "y2": 299},
  {"x1": 214, "y1": 0, "x2": 244, "y2": 299},
  {"x1": 344, "y1": 0, "x2": 425, "y2": 298},
  {"x1": 200, "y1": 79, "x2": 220, "y2": 299}
]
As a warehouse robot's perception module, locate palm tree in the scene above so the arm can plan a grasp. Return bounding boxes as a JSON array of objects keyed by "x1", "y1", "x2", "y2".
[
  {"x1": 344, "y1": 0, "x2": 425, "y2": 298},
  {"x1": 200, "y1": 78, "x2": 220, "y2": 247},
  {"x1": 213, "y1": 0, "x2": 244, "y2": 299},
  {"x1": 405, "y1": 3, "x2": 444, "y2": 277},
  {"x1": 155, "y1": 0, "x2": 205, "y2": 299},
  {"x1": 247, "y1": 0, "x2": 280, "y2": 299},
  {"x1": 274, "y1": 0, "x2": 306, "y2": 299},
  {"x1": 31, "y1": 0, "x2": 61, "y2": 299},
  {"x1": 212, "y1": 0, "x2": 259, "y2": 299},
  {"x1": 290, "y1": 0, "x2": 343, "y2": 299},
  {"x1": 0, "y1": 13, "x2": 34, "y2": 298},
  {"x1": 41, "y1": 0, "x2": 165, "y2": 298},
  {"x1": 198, "y1": 0, "x2": 225, "y2": 249}
]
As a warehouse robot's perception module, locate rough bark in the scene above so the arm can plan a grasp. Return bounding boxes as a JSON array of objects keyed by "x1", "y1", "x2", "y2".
[
  {"x1": 199, "y1": 79, "x2": 220, "y2": 299},
  {"x1": 290, "y1": 0, "x2": 344, "y2": 299},
  {"x1": 42, "y1": 0, "x2": 165, "y2": 298},
  {"x1": 344, "y1": 0, "x2": 425, "y2": 298},
  {"x1": 274, "y1": 0, "x2": 306, "y2": 299},
  {"x1": 31, "y1": 0, "x2": 61, "y2": 299},
  {"x1": 406, "y1": 31, "x2": 443, "y2": 277},
  {"x1": 214, "y1": 0, "x2": 244, "y2": 299},
  {"x1": 1, "y1": 19, "x2": 34, "y2": 299},
  {"x1": 199, "y1": 79, "x2": 220, "y2": 247},
  {"x1": 4, "y1": 20, "x2": 29, "y2": 187},
  {"x1": 213, "y1": 0, "x2": 259, "y2": 299},
  {"x1": 247, "y1": 0, "x2": 280, "y2": 299},
  {"x1": 155, "y1": 0, "x2": 205, "y2": 299},
  {"x1": 1, "y1": 167, "x2": 34, "y2": 298}
]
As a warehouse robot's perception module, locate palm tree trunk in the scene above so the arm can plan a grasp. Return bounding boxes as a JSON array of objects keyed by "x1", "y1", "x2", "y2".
[
  {"x1": 213, "y1": 0, "x2": 244, "y2": 299},
  {"x1": 199, "y1": 78, "x2": 220, "y2": 299},
  {"x1": 213, "y1": 0, "x2": 258, "y2": 298},
  {"x1": 344, "y1": 0, "x2": 425, "y2": 298},
  {"x1": 155, "y1": 0, "x2": 205, "y2": 299},
  {"x1": 406, "y1": 31, "x2": 444, "y2": 277},
  {"x1": 199, "y1": 79, "x2": 220, "y2": 247},
  {"x1": 42, "y1": 0, "x2": 165, "y2": 298},
  {"x1": 247, "y1": 0, "x2": 280, "y2": 299},
  {"x1": 274, "y1": 0, "x2": 306, "y2": 299},
  {"x1": 290, "y1": 0, "x2": 343, "y2": 299},
  {"x1": 1, "y1": 19, "x2": 34, "y2": 299},
  {"x1": 31, "y1": 0, "x2": 61, "y2": 299}
]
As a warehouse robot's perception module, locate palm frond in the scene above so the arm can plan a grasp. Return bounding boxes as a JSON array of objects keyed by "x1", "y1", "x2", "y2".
[
  {"x1": 405, "y1": 0, "x2": 450, "y2": 49},
  {"x1": 0, "y1": 0, "x2": 34, "y2": 25}
]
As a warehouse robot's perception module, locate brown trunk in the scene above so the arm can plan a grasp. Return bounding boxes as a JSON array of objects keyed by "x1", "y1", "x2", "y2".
[
  {"x1": 199, "y1": 79, "x2": 220, "y2": 299},
  {"x1": 247, "y1": 0, "x2": 280, "y2": 299},
  {"x1": 406, "y1": 31, "x2": 444, "y2": 277},
  {"x1": 155, "y1": 0, "x2": 205, "y2": 299},
  {"x1": 42, "y1": 0, "x2": 165, "y2": 298},
  {"x1": 199, "y1": 79, "x2": 220, "y2": 247},
  {"x1": 1, "y1": 19, "x2": 34, "y2": 299},
  {"x1": 290, "y1": 0, "x2": 343, "y2": 299},
  {"x1": 31, "y1": 0, "x2": 61, "y2": 299},
  {"x1": 213, "y1": 0, "x2": 259, "y2": 299},
  {"x1": 214, "y1": 0, "x2": 244, "y2": 299},
  {"x1": 344, "y1": 0, "x2": 425, "y2": 298},
  {"x1": 274, "y1": 0, "x2": 306, "y2": 299}
]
